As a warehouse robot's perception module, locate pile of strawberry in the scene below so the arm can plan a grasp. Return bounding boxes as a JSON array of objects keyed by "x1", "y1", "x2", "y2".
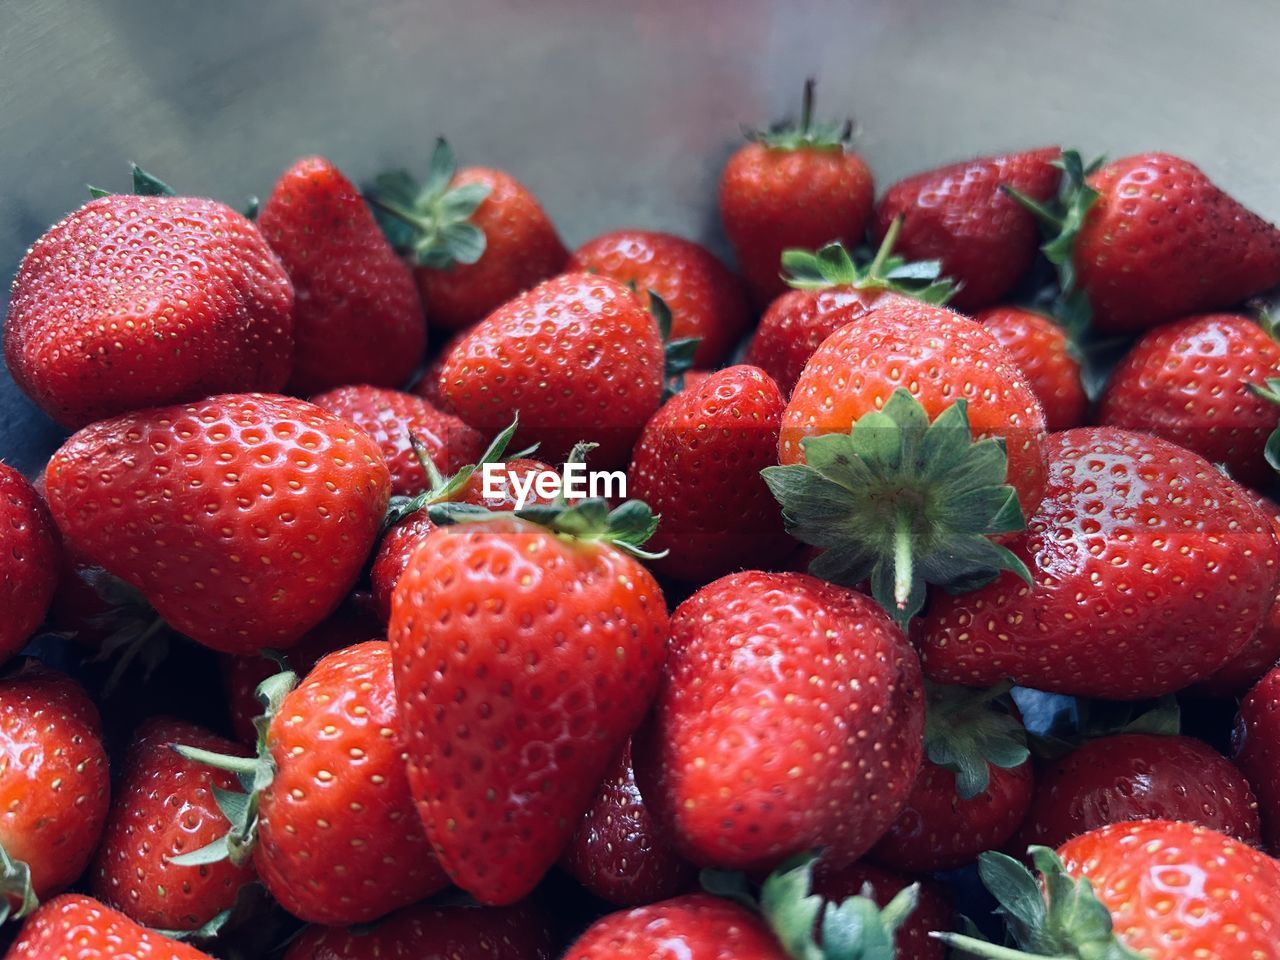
[{"x1": 5, "y1": 81, "x2": 1280, "y2": 959}]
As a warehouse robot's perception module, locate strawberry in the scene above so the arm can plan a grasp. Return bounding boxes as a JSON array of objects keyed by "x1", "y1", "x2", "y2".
[
  {"x1": 634, "y1": 570, "x2": 923, "y2": 871},
  {"x1": 174, "y1": 641, "x2": 450, "y2": 924},
  {"x1": 873, "y1": 148, "x2": 1062, "y2": 312},
  {"x1": 720, "y1": 80, "x2": 874, "y2": 307},
  {"x1": 4, "y1": 174, "x2": 294, "y2": 428},
  {"x1": 943, "y1": 821, "x2": 1280, "y2": 959},
  {"x1": 920, "y1": 427, "x2": 1280, "y2": 698},
  {"x1": 372, "y1": 139, "x2": 567, "y2": 332},
  {"x1": 7, "y1": 894, "x2": 214, "y2": 960},
  {"x1": 43, "y1": 393, "x2": 391, "y2": 655},
  {"x1": 567, "y1": 230, "x2": 751, "y2": 366},
  {"x1": 1098, "y1": 312, "x2": 1280, "y2": 486},
  {"x1": 388, "y1": 498, "x2": 670, "y2": 905},
  {"x1": 437, "y1": 272, "x2": 664, "y2": 467},
  {"x1": 256, "y1": 156, "x2": 425, "y2": 394},
  {"x1": 89, "y1": 717, "x2": 254, "y2": 931},
  {"x1": 310, "y1": 385, "x2": 485, "y2": 497},
  {"x1": 1233, "y1": 666, "x2": 1280, "y2": 852},
  {"x1": 743, "y1": 225, "x2": 956, "y2": 397},
  {"x1": 627, "y1": 365, "x2": 793, "y2": 582},
  {"x1": 766, "y1": 301, "x2": 1046, "y2": 627},
  {"x1": 565, "y1": 894, "x2": 785, "y2": 960},
  {"x1": 221, "y1": 603, "x2": 381, "y2": 743},
  {"x1": 282, "y1": 901, "x2": 556, "y2": 960},
  {"x1": 810, "y1": 861, "x2": 952, "y2": 960},
  {"x1": 562, "y1": 740, "x2": 697, "y2": 907},
  {"x1": 1017, "y1": 151, "x2": 1280, "y2": 334},
  {"x1": 869, "y1": 683, "x2": 1034, "y2": 873},
  {"x1": 1014, "y1": 732, "x2": 1261, "y2": 854},
  {"x1": 977, "y1": 307, "x2": 1087, "y2": 432},
  {"x1": 0, "y1": 665, "x2": 109, "y2": 922},
  {"x1": 0, "y1": 464, "x2": 59, "y2": 663},
  {"x1": 413, "y1": 332, "x2": 464, "y2": 412}
]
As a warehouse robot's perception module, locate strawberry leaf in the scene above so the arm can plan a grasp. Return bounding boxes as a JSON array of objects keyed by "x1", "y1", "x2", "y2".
[
  {"x1": 131, "y1": 163, "x2": 176, "y2": 197},
  {"x1": 0, "y1": 843, "x2": 39, "y2": 925}
]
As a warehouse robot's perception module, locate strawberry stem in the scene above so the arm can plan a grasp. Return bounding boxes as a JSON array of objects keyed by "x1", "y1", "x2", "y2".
[
  {"x1": 893, "y1": 507, "x2": 913, "y2": 612},
  {"x1": 929, "y1": 934, "x2": 1066, "y2": 960}
]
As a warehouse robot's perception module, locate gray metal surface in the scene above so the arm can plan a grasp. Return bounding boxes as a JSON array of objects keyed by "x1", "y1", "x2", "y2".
[{"x1": 3, "y1": 0, "x2": 1278, "y2": 473}]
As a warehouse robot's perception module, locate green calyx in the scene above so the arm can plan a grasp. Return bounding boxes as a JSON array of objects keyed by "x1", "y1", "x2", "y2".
[
  {"x1": 368, "y1": 138, "x2": 492, "y2": 269},
  {"x1": 1003, "y1": 150, "x2": 1103, "y2": 338},
  {"x1": 924, "y1": 681, "x2": 1029, "y2": 800},
  {"x1": 702, "y1": 852, "x2": 919, "y2": 960},
  {"x1": 1247, "y1": 367, "x2": 1280, "y2": 473},
  {"x1": 748, "y1": 77, "x2": 853, "y2": 152},
  {"x1": 780, "y1": 217, "x2": 957, "y2": 305},
  {"x1": 168, "y1": 670, "x2": 297, "y2": 869},
  {"x1": 934, "y1": 848, "x2": 1141, "y2": 960},
  {"x1": 762, "y1": 388, "x2": 1032, "y2": 630},
  {"x1": 0, "y1": 842, "x2": 39, "y2": 925},
  {"x1": 649, "y1": 291, "x2": 701, "y2": 398},
  {"x1": 88, "y1": 163, "x2": 176, "y2": 200}
]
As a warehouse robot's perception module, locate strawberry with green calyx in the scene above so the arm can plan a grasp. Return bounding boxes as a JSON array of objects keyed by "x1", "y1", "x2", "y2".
[{"x1": 764, "y1": 388, "x2": 1032, "y2": 629}]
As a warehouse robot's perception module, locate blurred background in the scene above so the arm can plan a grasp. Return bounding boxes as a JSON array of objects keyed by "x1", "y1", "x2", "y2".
[{"x1": 4, "y1": 0, "x2": 1279, "y2": 472}]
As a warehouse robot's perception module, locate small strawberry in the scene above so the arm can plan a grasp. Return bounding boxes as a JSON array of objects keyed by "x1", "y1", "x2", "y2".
[
  {"x1": 921, "y1": 427, "x2": 1280, "y2": 698},
  {"x1": 565, "y1": 895, "x2": 784, "y2": 960},
  {"x1": 627, "y1": 365, "x2": 793, "y2": 583},
  {"x1": 743, "y1": 223, "x2": 956, "y2": 397},
  {"x1": 437, "y1": 272, "x2": 664, "y2": 466},
  {"x1": 257, "y1": 156, "x2": 425, "y2": 394},
  {"x1": 1099, "y1": 312, "x2": 1280, "y2": 486},
  {"x1": 43, "y1": 394, "x2": 391, "y2": 655},
  {"x1": 0, "y1": 665, "x2": 109, "y2": 922},
  {"x1": 562, "y1": 740, "x2": 697, "y2": 907},
  {"x1": 4, "y1": 168, "x2": 294, "y2": 428},
  {"x1": 1015, "y1": 151, "x2": 1280, "y2": 334},
  {"x1": 567, "y1": 230, "x2": 751, "y2": 366},
  {"x1": 869, "y1": 683, "x2": 1034, "y2": 873},
  {"x1": 372, "y1": 139, "x2": 567, "y2": 332},
  {"x1": 810, "y1": 861, "x2": 952, "y2": 960},
  {"x1": 634, "y1": 570, "x2": 923, "y2": 871},
  {"x1": 1233, "y1": 665, "x2": 1280, "y2": 852},
  {"x1": 1014, "y1": 732, "x2": 1261, "y2": 854},
  {"x1": 873, "y1": 148, "x2": 1062, "y2": 312},
  {"x1": 310, "y1": 385, "x2": 485, "y2": 497},
  {"x1": 720, "y1": 80, "x2": 874, "y2": 307},
  {"x1": 89, "y1": 717, "x2": 255, "y2": 931},
  {"x1": 0, "y1": 464, "x2": 59, "y2": 663},
  {"x1": 942, "y1": 821, "x2": 1280, "y2": 959},
  {"x1": 977, "y1": 306, "x2": 1087, "y2": 432},
  {"x1": 283, "y1": 901, "x2": 556, "y2": 960},
  {"x1": 389, "y1": 496, "x2": 670, "y2": 905},
  {"x1": 174, "y1": 641, "x2": 450, "y2": 925},
  {"x1": 7, "y1": 894, "x2": 214, "y2": 960}
]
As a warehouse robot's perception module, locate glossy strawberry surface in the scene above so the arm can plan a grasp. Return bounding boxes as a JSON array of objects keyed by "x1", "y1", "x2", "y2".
[
  {"x1": 565, "y1": 894, "x2": 785, "y2": 960},
  {"x1": 7, "y1": 894, "x2": 214, "y2": 960},
  {"x1": 0, "y1": 464, "x2": 59, "y2": 663},
  {"x1": 978, "y1": 307, "x2": 1087, "y2": 432}
]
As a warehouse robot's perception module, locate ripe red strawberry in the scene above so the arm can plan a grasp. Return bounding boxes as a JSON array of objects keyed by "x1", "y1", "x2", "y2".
[
  {"x1": 977, "y1": 307, "x2": 1087, "y2": 432},
  {"x1": 811, "y1": 861, "x2": 952, "y2": 960},
  {"x1": 282, "y1": 901, "x2": 556, "y2": 960},
  {"x1": 89, "y1": 718, "x2": 254, "y2": 930},
  {"x1": 413, "y1": 332, "x2": 464, "y2": 412},
  {"x1": 310, "y1": 385, "x2": 485, "y2": 497},
  {"x1": 1098, "y1": 313, "x2": 1280, "y2": 486},
  {"x1": 1014, "y1": 732, "x2": 1261, "y2": 854},
  {"x1": 4, "y1": 190, "x2": 294, "y2": 428},
  {"x1": 627, "y1": 365, "x2": 793, "y2": 582},
  {"x1": 1233, "y1": 666, "x2": 1280, "y2": 852},
  {"x1": 7, "y1": 894, "x2": 214, "y2": 960},
  {"x1": 389, "y1": 502, "x2": 670, "y2": 905},
  {"x1": 873, "y1": 148, "x2": 1062, "y2": 312},
  {"x1": 372, "y1": 139, "x2": 567, "y2": 331},
  {"x1": 0, "y1": 464, "x2": 59, "y2": 663},
  {"x1": 176, "y1": 641, "x2": 450, "y2": 924},
  {"x1": 438, "y1": 272, "x2": 664, "y2": 467},
  {"x1": 256, "y1": 156, "x2": 425, "y2": 394},
  {"x1": 921, "y1": 427, "x2": 1280, "y2": 698},
  {"x1": 0, "y1": 665, "x2": 109, "y2": 920},
  {"x1": 565, "y1": 895, "x2": 784, "y2": 960},
  {"x1": 1022, "y1": 151, "x2": 1280, "y2": 334},
  {"x1": 567, "y1": 230, "x2": 751, "y2": 366},
  {"x1": 720, "y1": 80, "x2": 874, "y2": 307},
  {"x1": 562, "y1": 740, "x2": 697, "y2": 907},
  {"x1": 221, "y1": 603, "x2": 381, "y2": 743},
  {"x1": 869, "y1": 683, "x2": 1034, "y2": 873},
  {"x1": 43, "y1": 394, "x2": 391, "y2": 655},
  {"x1": 634, "y1": 571, "x2": 923, "y2": 870},
  {"x1": 944, "y1": 821, "x2": 1280, "y2": 959},
  {"x1": 743, "y1": 226, "x2": 956, "y2": 398}
]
